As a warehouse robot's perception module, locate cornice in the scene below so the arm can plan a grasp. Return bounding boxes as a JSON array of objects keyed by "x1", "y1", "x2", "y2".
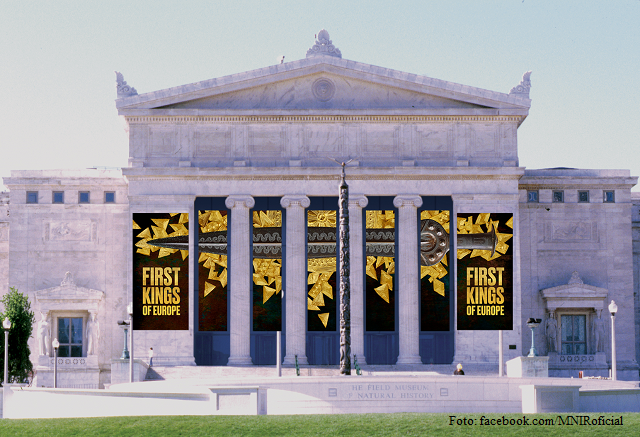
[
  {"x1": 519, "y1": 184, "x2": 635, "y2": 190},
  {"x1": 124, "y1": 115, "x2": 524, "y2": 125}
]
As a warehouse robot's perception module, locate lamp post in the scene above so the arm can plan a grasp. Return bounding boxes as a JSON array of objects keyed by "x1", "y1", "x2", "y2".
[
  {"x1": 52, "y1": 338, "x2": 59, "y2": 388},
  {"x1": 127, "y1": 302, "x2": 133, "y2": 383},
  {"x1": 526, "y1": 318, "x2": 542, "y2": 357},
  {"x1": 117, "y1": 321, "x2": 130, "y2": 359},
  {"x1": 609, "y1": 300, "x2": 618, "y2": 381},
  {"x1": 3, "y1": 317, "x2": 11, "y2": 390}
]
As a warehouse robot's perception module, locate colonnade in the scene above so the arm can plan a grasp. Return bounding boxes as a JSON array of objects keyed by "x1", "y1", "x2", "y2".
[{"x1": 220, "y1": 193, "x2": 424, "y2": 366}]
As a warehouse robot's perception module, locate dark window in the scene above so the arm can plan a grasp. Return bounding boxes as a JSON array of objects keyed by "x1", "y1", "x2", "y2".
[
  {"x1": 27, "y1": 191, "x2": 38, "y2": 204},
  {"x1": 561, "y1": 315, "x2": 586, "y2": 355},
  {"x1": 578, "y1": 191, "x2": 589, "y2": 203},
  {"x1": 53, "y1": 191, "x2": 64, "y2": 204},
  {"x1": 604, "y1": 191, "x2": 615, "y2": 203},
  {"x1": 104, "y1": 192, "x2": 115, "y2": 203},
  {"x1": 79, "y1": 192, "x2": 90, "y2": 204},
  {"x1": 527, "y1": 191, "x2": 538, "y2": 203},
  {"x1": 552, "y1": 190, "x2": 564, "y2": 203},
  {"x1": 57, "y1": 317, "x2": 83, "y2": 357}
]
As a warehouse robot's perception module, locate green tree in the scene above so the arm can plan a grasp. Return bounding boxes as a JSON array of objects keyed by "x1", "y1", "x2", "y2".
[{"x1": 0, "y1": 287, "x2": 35, "y2": 385}]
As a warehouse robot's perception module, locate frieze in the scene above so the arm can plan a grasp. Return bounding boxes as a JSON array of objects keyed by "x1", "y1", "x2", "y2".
[
  {"x1": 43, "y1": 221, "x2": 96, "y2": 242},
  {"x1": 544, "y1": 221, "x2": 598, "y2": 242},
  {"x1": 127, "y1": 174, "x2": 522, "y2": 182},
  {"x1": 125, "y1": 115, "x2": 524, "y2": 125}
]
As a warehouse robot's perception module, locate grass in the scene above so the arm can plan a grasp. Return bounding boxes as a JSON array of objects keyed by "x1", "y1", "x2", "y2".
[{"x1": 1, "y1": 413, "x2": 639, "y2": 436}]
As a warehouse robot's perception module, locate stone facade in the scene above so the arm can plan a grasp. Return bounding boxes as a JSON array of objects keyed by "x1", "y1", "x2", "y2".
[{"x1": 1, "y1": 31, "x2": 638, "y2": 385}]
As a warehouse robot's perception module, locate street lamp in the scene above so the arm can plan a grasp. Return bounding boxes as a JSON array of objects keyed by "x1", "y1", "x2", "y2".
[
  {"x1": 526, "y1": 318, "x2": 542, "y2": 357},
  {"x1": 52, "y1": 338, "x2": 60, "y2": 388},
  {"x1": 609, "y1": 300, "x2": 618, "y2": 381},
  {"x1": 127, "y1": 302, "x2": 133, "y2": 383},
  {"x1": 3, "y1": 317, "x2": 11, "y2": 389}
]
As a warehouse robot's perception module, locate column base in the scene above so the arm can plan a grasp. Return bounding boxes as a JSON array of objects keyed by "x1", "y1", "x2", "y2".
[
  {"x1": 396, "y1": 355, "x2": 422, "y2": 365},
  {"x1": 282, "y1": 354, "x2": 309, "y2": 366},
  {"x1": 227, "y1": 356, "x2": 253, "y2": 366}
]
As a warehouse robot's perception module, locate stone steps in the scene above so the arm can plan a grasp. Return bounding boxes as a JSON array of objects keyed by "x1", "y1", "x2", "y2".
[{"x1": 144, "y1": 363, "x2": 497, "y2": 381}]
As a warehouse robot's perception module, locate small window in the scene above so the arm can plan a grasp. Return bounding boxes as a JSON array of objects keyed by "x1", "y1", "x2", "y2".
[
  {"x1": 527, "y1": 190, "x2": 538, "y2": 203},
  {"x1": 57, "y1": 317, "x2": 83, "y2": 357},
  {"x1": 552, "y1": 190, "x2": 564, "y2": 203},
  {"x1": 27, "y1": 191, "x2": 38, "y2": 204},
  {"x1": 561, "y1": 315, "x2": 587, "y2": 355},
  {"x1": 53, "y1": 191, "x2": 64, "y2": 204},
  {"x1": 603, "y1": 191, "x2": 615, "y2": 203},
  {"x1": 104, "y1": 192, "x2": 115, "y2": 203},
  {"x1": 79, "y1": 192, "x2": 90, "y2": 204},
  {"x1": 578, "y1": 191, "x2": 589, "y2": 203}
]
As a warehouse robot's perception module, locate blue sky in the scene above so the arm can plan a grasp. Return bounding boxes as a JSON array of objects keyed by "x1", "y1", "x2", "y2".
[{"x1": 2, "y1": 1, "x2": 639, "y2": 190}]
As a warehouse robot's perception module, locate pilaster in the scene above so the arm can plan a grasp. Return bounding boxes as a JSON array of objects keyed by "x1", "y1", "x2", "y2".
[
  {"x1": 393, "y1": 194, "x2": 423, "y2": 364},
  {"x1": 225, "y1": 195, "x2": 255, "y2": 365},
  {"x1": 281, "y1": 194, "x2": 311, "y2": 366}
]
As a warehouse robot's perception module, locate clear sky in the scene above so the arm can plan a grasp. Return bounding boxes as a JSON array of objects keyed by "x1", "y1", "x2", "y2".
[{"x1": 1, "y1": 1, "x2": 639, "y2": 191}]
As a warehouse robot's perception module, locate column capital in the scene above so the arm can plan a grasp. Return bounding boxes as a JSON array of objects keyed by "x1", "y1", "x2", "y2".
[
  {"x1": 393, "y1": 194, "x2": 423, "y2": 209},
  {"x1": 348, "y1": 194, "x2": 368, "y2": 209},
  {"x1": 280, "y1": 195, "x2": 310, "y2": 209},
  {"x1": 225, "y1": 195, "x2": 255, "y2": 210}
]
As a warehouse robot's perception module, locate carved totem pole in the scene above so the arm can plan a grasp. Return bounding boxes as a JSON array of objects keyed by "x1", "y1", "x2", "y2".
[{"x1": 338, "y1": 162, "x2": 351, "y2": 375}]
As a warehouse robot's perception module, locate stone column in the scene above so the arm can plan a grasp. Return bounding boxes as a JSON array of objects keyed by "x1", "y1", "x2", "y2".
[
  {"x1": 349, "y1": 194, "x2": 368, "y2": 365},
  {"x1": 281, "y1": 195, "x2": 311, "y2": 366},
  {"x1": 393, "y1": 194, "x2": 423, "y2": 365},
  {"x1": 225, "y1": 195, "x2": 255, "y2": 365}
]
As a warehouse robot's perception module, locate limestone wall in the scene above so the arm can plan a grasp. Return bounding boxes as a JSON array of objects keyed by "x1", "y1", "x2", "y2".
[
  {"x1": 2, "y1": 170, "x2": 128, "y2": 385},
  {"x1": 519, "y1": 169, "x2": 638, "y2": 379}
]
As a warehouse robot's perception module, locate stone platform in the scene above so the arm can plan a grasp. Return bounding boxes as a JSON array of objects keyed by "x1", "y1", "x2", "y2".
[{"x1": 3, "y1": 365, "x2": 639, "y2": 418}]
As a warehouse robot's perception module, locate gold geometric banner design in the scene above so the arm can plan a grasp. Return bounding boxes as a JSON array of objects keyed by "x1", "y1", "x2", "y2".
[
  {"x1": 198, "y1": 210, "x2": 228, "y2": 298},
  {"x1": 420, "y1": 210, "x2": 450, "y2": 297},
  {"x1": 365, "y1": 210, "x2": 396, "y2": 303},
  {"x1": 307, "y1": 210, "x2": 337, "y2": 328},
  {"x1": 253, "y1": 211, "x2": 283, "y2": 305},
  {"x1": 134, "y1": 213, "x2": 189, "y2": 260},
  {"x1": 457, "y1": 214, "x2": 513, "y2": 261}
]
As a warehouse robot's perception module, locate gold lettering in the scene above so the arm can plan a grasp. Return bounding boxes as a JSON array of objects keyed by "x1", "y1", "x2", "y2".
[{"x1": 172, "y1": 287, "x2": 180, "y2": 304}]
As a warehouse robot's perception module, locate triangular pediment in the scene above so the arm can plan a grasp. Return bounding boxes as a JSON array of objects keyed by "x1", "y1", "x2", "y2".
[
  {"x1": 35, "y1": 272, "x2": 104, "y2": 312},
  {"x1": 116, "y1": 57, "x2": 530, "y2": 117}
]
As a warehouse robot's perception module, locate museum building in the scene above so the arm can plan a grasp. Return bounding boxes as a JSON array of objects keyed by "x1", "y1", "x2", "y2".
[{"x1": 1, "y1": 30, "x2": 639, "y2": 388}]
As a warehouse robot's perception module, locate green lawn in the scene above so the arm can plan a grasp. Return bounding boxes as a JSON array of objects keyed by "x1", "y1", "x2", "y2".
[{"x1": 1, "y1": 413, "x2": 638, "y2": 436}]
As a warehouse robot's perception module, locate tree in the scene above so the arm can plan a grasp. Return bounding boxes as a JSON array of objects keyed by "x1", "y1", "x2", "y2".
[{"x1": 0, "y1": 287, "x2": 35, "y2": 385}]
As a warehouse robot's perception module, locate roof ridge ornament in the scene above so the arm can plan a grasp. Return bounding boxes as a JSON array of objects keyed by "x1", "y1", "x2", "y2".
[
  {"x1": 115, "y1": 71, "x2": 138, "y2": 98},
  {"x1": 61, "y1": 271, "x2": 76, "y2": 287},
  {"x1": 509, "y1": 71, "x2": 532, "y2": 97},
  {"x1": 306, "y1": 29, "x2": 342, "y2": 59},
  {"x1": 568, "y1": 271, "x2": 584, "y2": 285}
]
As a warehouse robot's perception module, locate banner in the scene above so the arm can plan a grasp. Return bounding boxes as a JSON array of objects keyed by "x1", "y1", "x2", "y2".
[
  {"x1": 456, "y1": 213, "x2": 513, "y2": 330},
  {"x1": 132, "y1": 213, "x2": 189, "y2": 330}
]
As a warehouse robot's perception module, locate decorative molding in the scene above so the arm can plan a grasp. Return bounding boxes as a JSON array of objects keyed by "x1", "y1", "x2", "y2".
[
  {"x1": 544, "y1": 221, "x2": 598, "y2": 243},
  {"x1": 393, "y1": 194, "x2": 423, "y2": 209},
  {"x1": 126, "y1": 174, "x2": 523, "y2": 182},
  {"x1": 509, "y1": 71, "x2": 532, "y2": 97},
  {"x1": 125, "y1": 115, "x2": 525, "y2": 125},
  {"x1": 312, "y1": 78, "x2": 336, "y2": 102},
  {"x1": 348, "y1": 194, "x2": 368, "y2": 209},
  {"x1": 280, "y1": 195, "x2": 311, "y2": 209},
  {"x1": 306, "y1": 29, "x2": 342, "y2": 58},
  {"x1": 520, "y1": 184, "x2": 632, "y2": 190},
  {"x1": 225, "y1": 195, "x2": 255, "y2": 209},
  {"x1": 35, "y1": 272, "x2": 105, "y2": 313},
  {"x1": 115, "y1": 71, "x2": 138, "y2": 98},
  {"x1": 44, "y1": 220, "x2": 96, "y2": 242},
  {"x1": 539, "y1": 271, "x2": 608, "y2": 313}
]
